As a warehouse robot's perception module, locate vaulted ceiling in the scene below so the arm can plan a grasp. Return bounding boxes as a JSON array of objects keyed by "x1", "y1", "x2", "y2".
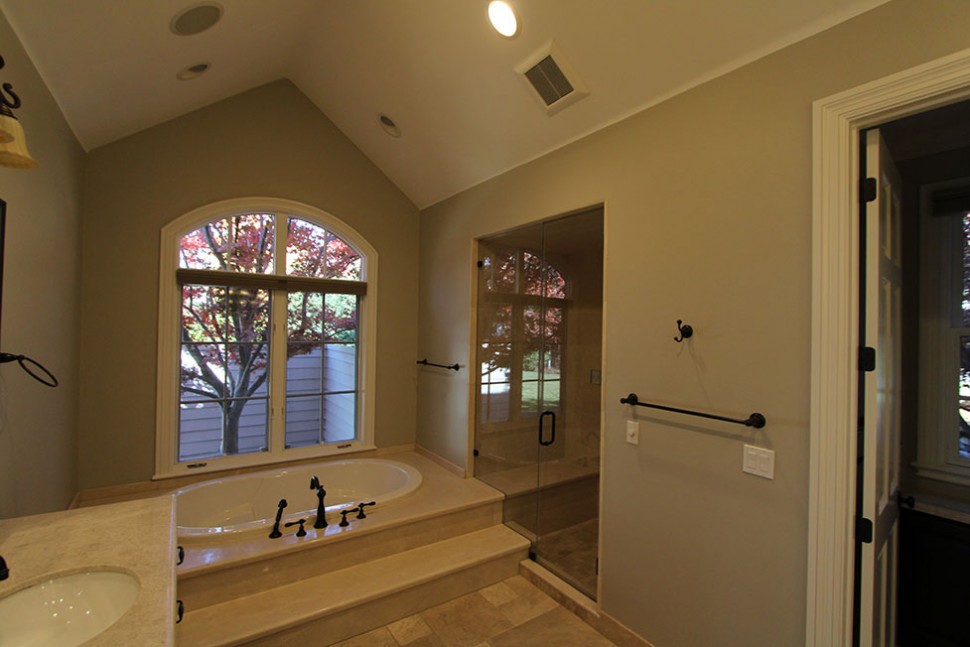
[{"x1": 0, "y1": 0, "x2": 889, "y2": 207}]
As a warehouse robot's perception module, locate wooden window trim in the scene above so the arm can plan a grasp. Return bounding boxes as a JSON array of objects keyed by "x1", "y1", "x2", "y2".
[{"x1": 177, "y1": 268, "x2": 367, "y2": 296}]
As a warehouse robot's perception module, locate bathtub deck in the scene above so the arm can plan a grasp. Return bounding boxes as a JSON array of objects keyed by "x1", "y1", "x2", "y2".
[{"x1": 176, "y1": 451, "x2": 530, "y2": 647}]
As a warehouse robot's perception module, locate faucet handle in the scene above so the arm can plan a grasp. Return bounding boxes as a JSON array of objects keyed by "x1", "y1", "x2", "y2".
[
  {"x1": 356, "y1": 501, "x2": 376, "y2": 519},
  {"x1": 309, "y1": 475, "x2": 319, "y2": 490},
  {"x1": 284, "y1": 519, "x2": 308, "y2": 537},
  {"x1": 339, "y1": 509, "x2": 353, "y2": 527},
  {"x1": 0, "y1": 554, "x2": 8, "y2": 580}
]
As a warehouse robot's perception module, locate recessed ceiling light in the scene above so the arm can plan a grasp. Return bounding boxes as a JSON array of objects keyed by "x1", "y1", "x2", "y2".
[
  {"x1": 177, "y1": 62, "x2": 210, "y2": 80},
  {"x1": 379, "y1": 114, "x2": 401, "y2": 138},
  {"x1": 488, "y1": 1, "x2": 517, "y2": 38},
  {"x1": 171, "y1": 3, "x2": 223, "y2": 36}
]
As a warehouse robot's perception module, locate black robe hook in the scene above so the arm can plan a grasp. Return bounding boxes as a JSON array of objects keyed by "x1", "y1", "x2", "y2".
[{"x1": 674, "y1": 320, "x2": 693, "y2": 343}]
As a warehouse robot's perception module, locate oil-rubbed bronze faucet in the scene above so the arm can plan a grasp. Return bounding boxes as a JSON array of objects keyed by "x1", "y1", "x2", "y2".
[
  {"x1": 0, "y1": 554, "x2": 8, "y2": 580},
  {"x1": 284, "y1": 519, "x2": 308, "y2": 537},
  {"x1": 269, "y1": 499, "x2": 288, "y2": 539},
  {"x1": 309, "y1": 475, "x2": 327, "y2": 529},
  {"x1": 355, "y1": 501, "x2": 376, "y2": 519}
]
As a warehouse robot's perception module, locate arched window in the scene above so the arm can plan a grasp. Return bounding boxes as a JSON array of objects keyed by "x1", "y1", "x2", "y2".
[{"x1": 156, "y1": 198, "x2": 377, "y2": 477}]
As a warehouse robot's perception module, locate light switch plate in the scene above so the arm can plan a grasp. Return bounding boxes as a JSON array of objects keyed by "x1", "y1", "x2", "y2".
[
  {"x1": 742, "y1": 444, "x2": 775, "y2": 479},
  {"x1": 626, "y1": 420, "x2": 639, "y2": 445}
]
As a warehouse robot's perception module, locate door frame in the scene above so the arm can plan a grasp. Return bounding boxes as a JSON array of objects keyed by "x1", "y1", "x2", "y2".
[{"x1": 808, "y1": 47, "x2": 970, "y2": 646}]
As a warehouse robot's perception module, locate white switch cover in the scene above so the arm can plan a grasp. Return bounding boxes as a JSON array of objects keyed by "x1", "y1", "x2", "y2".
[
  {"x1": 742, "y1": 444, "x2": 775, "y2": 479},
  {"x1": 626, "y1": 420, "x2": 640, "y2": 445}
]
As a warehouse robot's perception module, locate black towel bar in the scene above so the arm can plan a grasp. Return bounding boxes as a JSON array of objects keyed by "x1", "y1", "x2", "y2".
[
  {"x1": 417, "y1": 358, "x2": 460, "y2": 371},
  {"x1": 620, "y1": 392, "x2": 766, "y2": 429}
]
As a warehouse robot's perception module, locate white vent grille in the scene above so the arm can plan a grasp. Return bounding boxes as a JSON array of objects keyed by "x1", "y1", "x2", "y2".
[
  {"x1": 524, "y1": 55, "x2": 575, "y2": 106},
  {"x1": 517, "y1": 41, "x2": 588, "y2": 116}
]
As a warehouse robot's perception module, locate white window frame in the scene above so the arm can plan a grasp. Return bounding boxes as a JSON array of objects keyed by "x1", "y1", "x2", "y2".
[
  {"x1": 155, "y1": 197, "x2": 378, "y2": 479},
  {"x1": 914, "y1": 179, "x2": 970, "y2": 486},
  {"x1": 476, "y1": 246, "x2": 567, "y2": 430}
]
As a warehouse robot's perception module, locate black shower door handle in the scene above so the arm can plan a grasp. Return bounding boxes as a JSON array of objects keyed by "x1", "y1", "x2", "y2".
[{"x1": 539, "y1": 410, "x2": 556, "y2": 446}]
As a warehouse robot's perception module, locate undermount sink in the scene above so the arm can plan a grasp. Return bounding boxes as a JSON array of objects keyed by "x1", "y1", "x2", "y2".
[{"x1": 0, "y1": 570, "x2": 139, "y2": 646}]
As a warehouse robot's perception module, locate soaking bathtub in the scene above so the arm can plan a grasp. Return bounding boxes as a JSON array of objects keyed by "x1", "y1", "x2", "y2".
[{"x1": 174, "y1": 458, "x2": 422, "y2": 539}]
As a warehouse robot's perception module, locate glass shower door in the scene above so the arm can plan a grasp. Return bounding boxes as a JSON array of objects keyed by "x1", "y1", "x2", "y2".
[{"x1": 474, "y1": 209, "x2": 603, "y2": 599}]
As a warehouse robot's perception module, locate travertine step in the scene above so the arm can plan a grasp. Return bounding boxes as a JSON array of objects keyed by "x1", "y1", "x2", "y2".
[
  {"x1": 176, "y1": 524, "x2": 529, "y2": 647},
  {"x1": 178, "y1": 498, "x2": 502, "y2": 611}
]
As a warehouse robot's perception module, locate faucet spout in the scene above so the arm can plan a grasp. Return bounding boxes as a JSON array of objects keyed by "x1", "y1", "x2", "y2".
[
  {"x1": 0, "y1": 554, "x2": 8, "y2": 580},
  {"x1": 311, "y1": 477, "x2": 327, "y2": 529}
]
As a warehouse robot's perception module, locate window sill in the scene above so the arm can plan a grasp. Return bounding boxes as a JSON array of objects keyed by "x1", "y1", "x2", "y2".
[
  {"x1": 907, "y1": 492, "x2": 970, "y2": 525},
  {"x1": 153, "y1": 442, "x2": 378, "y2": 481},
  {"x1": 912, "y1": 460, "x2": 970, "y2": 488}
]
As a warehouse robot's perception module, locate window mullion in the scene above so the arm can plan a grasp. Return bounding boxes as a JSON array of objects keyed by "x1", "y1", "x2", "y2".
[{"x1": 269, "y1": 288, "x2": 288, "y2": 453}]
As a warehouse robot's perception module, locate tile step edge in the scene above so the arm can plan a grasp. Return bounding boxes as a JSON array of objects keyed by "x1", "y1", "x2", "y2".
[{"x1": 178, "y1": 524, "x2": 530, "y2": 646}]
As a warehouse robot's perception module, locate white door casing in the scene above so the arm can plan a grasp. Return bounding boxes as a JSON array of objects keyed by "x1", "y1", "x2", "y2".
[{"x1": 809, "y1": 47, "x2": 970, "y2": 647}]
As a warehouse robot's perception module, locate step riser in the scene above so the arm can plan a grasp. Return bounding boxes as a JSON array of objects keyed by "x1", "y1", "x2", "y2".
[
  {"x1": 241, "y1": 550, "x2": 526, "y2": 647},
  {"x1": 179, "y1": 501, "x2": 502, "y2": 610}
]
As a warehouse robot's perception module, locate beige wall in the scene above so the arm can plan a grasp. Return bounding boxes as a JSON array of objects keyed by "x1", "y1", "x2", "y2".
[
  {"x1": 79, "y1": 80, "x2": 420, "y2": 489},
  {"x1": 0, "y1": 11, "x2": 84, "y2": 517},
  {"x1": 416, "y1": 1, "x2": 970, "y2": 645}
]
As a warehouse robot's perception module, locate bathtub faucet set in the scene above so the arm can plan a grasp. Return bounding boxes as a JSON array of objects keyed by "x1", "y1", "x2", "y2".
[
  {"x1": 309, "y1": 475, "x2": 327, "y2": 529},
  {"x1": 267, "y1": 479, "x2": 377, "y2": 539}
]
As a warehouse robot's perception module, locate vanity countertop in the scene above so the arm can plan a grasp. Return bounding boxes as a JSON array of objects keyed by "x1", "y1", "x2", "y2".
[{"x1": 0, "y1": 494, "x2": 176, "y2": 646}]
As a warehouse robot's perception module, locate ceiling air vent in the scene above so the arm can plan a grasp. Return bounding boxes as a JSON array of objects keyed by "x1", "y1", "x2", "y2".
[{"x1": 517, "y1": 41, "x2": 588, "y2": 116}]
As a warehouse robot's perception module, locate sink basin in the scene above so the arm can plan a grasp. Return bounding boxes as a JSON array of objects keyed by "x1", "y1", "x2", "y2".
[{"x1": 0, "y1": 570, "x2": 139, "y2": 646}]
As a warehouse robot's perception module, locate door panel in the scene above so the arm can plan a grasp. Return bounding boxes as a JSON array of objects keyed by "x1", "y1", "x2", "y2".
[{"x1": 859, "y1": 128, "x2": 902, "y2": 647}]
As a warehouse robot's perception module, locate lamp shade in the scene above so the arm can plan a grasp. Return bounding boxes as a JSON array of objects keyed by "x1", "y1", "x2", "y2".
[
  {"x1": 0, "y1": 115, "x2": 37, "y2": 169},
  {"x1": 0, "y1": 114, "x2": 15, "y2": 143}
]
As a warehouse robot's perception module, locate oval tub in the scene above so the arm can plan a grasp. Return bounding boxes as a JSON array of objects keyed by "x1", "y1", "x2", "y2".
[{"x1": 175, "y1": 458, "x2": 422, "y2": 539}]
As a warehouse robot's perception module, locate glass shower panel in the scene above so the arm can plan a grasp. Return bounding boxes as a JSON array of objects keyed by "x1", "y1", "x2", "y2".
[
  {"x1": 474, "y1": 208, "x2": 603, "y2": 600},
  {"x1": 475, "y1": 221, "x2": 545, "y2": 541}
]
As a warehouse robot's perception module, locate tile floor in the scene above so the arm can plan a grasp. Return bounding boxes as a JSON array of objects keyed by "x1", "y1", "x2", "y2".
[
  {"x1": 331, "y1": 575, "x2": 617, "y2": 647},
  {"x1": 537, "y1": 518, "x2": 599, "y2": 598}
]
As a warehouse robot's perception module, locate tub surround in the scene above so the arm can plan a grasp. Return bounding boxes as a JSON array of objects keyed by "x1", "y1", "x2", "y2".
[
  {"x1": 0, "y1": 495, "x2": 176, "y2": 646},
  {"x1": 176, "y1": 457, "x2": 422, "y2": 538},
  {"x1": 178, "y1": 452, "x2": 502, "y2": 574},
  {"x1": 176, "y1": 452, "x2": 530, "y2": 646}
]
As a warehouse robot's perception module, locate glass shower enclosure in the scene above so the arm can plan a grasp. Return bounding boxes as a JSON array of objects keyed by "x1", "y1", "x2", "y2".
[{"x1": 473, "y1": 208, "x2": 603, "y2": 599}]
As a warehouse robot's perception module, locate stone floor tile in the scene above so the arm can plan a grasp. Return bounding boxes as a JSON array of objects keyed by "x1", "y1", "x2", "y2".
[
  {"x1": 496, "y1": 586, "x2": 558, "y2": 626},
  {"x1": 477, "y1": 581, "x2": 519, "y2": 607},
  {"x1": 403, "y1": 633, "x2": 448, "y2": 647},
  {"x1": 487, "y1": 606, "x2": 616, "y2": 647},
  {"x1": 420, "y1": 591, "x2": 514, "y2": 647},
  {"x1": 330, "y1": 626, "x2": 400, "y2": 647},
  {"x1": 387, "y1": 614, "x2": 434, "y2": 645}
]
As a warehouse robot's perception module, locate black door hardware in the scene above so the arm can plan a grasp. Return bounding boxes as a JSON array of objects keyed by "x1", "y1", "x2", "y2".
[{"x1": 539, "y1": 410, "x2": 556, "y2": 446}]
